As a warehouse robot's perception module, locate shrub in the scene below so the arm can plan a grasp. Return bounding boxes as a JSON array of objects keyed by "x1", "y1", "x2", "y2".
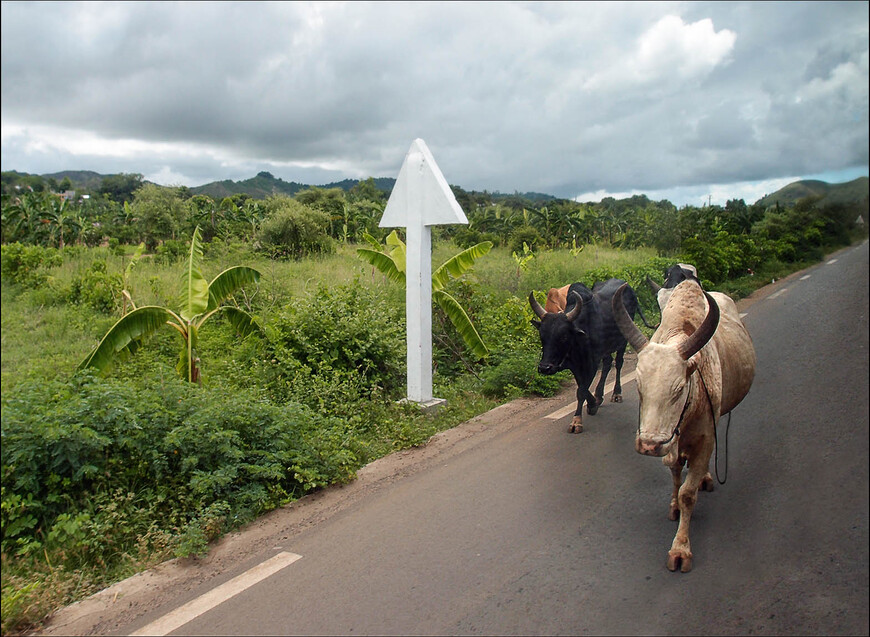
[
  {"x1": 480, "y1": 350, "x2": 568, "y2": 398},
  {"x1": 1, "y1": 243, "x2": 62, "y2": 287},
  {"x1": 256, "y1": 196, "x2": 335, "y2": 260},
  {"x1": 265, "y1": 280, "x2": 406, "y2": 408},
  {"x1": 67, "y1": 260, "x2": 123, "y2": 313},
  {"x1": 508, "y1": 225, "x2": 544, "y2": 254}
]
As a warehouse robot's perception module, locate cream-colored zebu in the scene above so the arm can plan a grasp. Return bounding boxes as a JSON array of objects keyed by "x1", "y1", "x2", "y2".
[{"x1": 612, "y1": 279, "x2": 756, "y2": 572}]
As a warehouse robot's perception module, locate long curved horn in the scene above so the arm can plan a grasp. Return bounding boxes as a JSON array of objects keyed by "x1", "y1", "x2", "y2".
[
  {"x1": 612, "y1": 283, "x2": 649, "y2": 353},
  {"x1": 529, "y1": 291, "x2": 546, "y2": 319},
  {"x1": 646, "y1": 275, "x2": 662, "y2": 294},
  {"x1": 678, "y1": 291, "x2": 720, "y2": 360},
  {"x1": 564, "y1": 291, "x2": 583, "y2": 321}
]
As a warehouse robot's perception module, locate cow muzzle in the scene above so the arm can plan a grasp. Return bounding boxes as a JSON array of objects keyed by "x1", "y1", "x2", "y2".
[
  {"x1": 538, "y1": 362, "x2": 559, "y2": 375},
  {"x1": 635, "y1": 435, "x2": 674, "y2": 457}
]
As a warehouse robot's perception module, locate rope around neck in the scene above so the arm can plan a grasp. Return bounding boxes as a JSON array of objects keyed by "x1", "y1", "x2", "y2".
[{"x1": 696, "y1": 370, "x2": 730, "y2": 485}]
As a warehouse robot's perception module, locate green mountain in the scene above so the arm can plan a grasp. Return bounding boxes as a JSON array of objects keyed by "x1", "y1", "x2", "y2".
[
  {"x1": 754, "y1": 177, "x2": 869, "y2": 208},
  {"x1": 41, "y1": 170, "x2": 106, "y2": 192},
  {"x1": 188, "y1": 172, "x2": 397, "y2": 199}
]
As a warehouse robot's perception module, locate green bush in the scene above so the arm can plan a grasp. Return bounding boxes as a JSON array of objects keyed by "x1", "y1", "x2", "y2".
[
  {"x1": 508, "y1": 225, "x2": 544, "y2": 254},
  {"x1": 256, "y1": 196, "x2": 335, "y2": 260},
  {"x1": 67, "y1": 260, "x2": 123, "y2": 313},
  {"x1": 265, "y1": 281, "x2": 406, "y2": 409},
  {"x1": 480, "y1": 350, "x2": 568, "y2": 398},
  {"x1": 1, "y1": 242, "x2": 62, "y2": 287},
  {"x1": 0, "y1": 371, "x2": 360, "y2": 566}
]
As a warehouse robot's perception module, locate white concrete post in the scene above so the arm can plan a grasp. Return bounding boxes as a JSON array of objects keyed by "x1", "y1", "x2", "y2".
[{"x1": 380, "y1": 139, "x2": 468, "y2": 406}]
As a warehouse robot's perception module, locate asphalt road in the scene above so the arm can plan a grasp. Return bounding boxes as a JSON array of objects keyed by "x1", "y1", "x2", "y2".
[{"x1": 42, "y1": 241, "x2": 869, "y2": 636}]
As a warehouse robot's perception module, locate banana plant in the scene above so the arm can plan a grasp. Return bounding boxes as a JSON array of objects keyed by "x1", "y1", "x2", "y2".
[
  {"x1": 79, "y1": 226, "x2": 262, "y2": 383},
  {"x1": 357, "y1": 230, "x2": 492, "y2": 359}
]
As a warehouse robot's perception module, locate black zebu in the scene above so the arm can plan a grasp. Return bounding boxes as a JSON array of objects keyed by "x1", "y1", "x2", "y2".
[
  {"x1": 529, "y1": 278, "x2": 653, "y2": 433},
  {"x1": 647, "y1": 263, "x2": 698, "y2": 309}
]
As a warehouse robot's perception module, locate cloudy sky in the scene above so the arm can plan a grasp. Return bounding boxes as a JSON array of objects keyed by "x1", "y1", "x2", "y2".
[{"x1": 2, "y1": 1, "x2": 867, "y2": 207}]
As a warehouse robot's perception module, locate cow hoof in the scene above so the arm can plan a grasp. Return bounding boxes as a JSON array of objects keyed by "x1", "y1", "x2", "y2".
[
  {"x1": 586, "y1": 398, "x2": 601, "y2": 415},
  {"x1": 701, "y1": 474, "x2": 715, "y2": 492},
  {"x1": 568, "y1": 419, "x2": 584, "y2": 434},
  {"x1": 667, "y1": 550, "x2": 693, "y2": 573},
  {"x1": 611, "y1": 394, "x2": 623, "y2": 403}
]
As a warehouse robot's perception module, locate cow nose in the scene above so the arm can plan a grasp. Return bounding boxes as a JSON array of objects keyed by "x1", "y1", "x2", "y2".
[
  {"x1": 636, "y1": 437, "x2": 665, "y2": 456},
  {"x1": 538, "y1": 363, "x2": 555, "y2": 374}
]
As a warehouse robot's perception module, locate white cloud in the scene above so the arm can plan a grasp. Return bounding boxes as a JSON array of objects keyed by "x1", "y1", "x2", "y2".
[{"x1": 584, "y1": 14, "x2": 736, "y2": 92}]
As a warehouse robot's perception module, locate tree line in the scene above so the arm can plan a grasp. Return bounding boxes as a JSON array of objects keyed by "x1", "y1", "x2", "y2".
[{"x1": 2, "y1": 170, "x2": 867, "y2": 287}]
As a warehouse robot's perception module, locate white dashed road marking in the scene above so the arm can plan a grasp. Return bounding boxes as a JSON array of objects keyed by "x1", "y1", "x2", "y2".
[
  {"x1": 800, "y1": 275, "x2": 811, "y2": 280},
  {"x1": 768, "y1": 289, "x2": 787, "y2": 300},
  {"x1": 131, "y1": 551, "x2": 302, "y2": 636},
  {"x1": 827, "y1": 259, "x2": 838, "y2": 265}
]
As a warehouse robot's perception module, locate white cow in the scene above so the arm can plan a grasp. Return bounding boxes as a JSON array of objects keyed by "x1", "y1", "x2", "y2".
[{"x1": 613, "y1": 279, "x2": 756, "y2": 572}]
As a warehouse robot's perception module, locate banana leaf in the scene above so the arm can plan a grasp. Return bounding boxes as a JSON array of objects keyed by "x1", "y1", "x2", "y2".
[
  {"x1": 180, "y1": 226, "x2": 209, "y2": 321},
  {"x1": 432, "y1": 241, "x2": 492, "y2": 292},
  {"x1": 78, "y1": 306, "x2": 177, "y2": 374},
  {"x1": 220, "y1": 306, "x2": 264, "y2": 338},
  {"x1": 356, "y1": 248, "x2": 406, "y2": 284},
  {"x1": 433, "y1": 289, "x2": 489, "y2": 359},
  {"x1": 206, "y1": 266, "x2": 261, "y2": 313}
]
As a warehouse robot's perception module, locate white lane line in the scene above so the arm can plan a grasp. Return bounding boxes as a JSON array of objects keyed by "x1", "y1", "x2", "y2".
[
  {"x1": 545, "y1": 371, "x2": 636, "y2": 420},
  {"x1": 768, "y1": 288, "x2": 787, "y2": 300},
  {"x1": 827, "y1": 259, "x2": 838, "y2": 265},
  {"x1": 800, "y1": 275, "x2": 811, "y2": 280},
  {"x1": 131, "y1": 551, "x2": 302, "y2": 636}
]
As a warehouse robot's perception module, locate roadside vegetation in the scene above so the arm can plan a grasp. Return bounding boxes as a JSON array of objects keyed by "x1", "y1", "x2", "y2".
[{"x1": 1, "y1": 171, "x2": 867, "y2": 634}]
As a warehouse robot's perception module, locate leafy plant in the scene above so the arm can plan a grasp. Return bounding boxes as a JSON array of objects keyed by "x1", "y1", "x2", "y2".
[
  {"x1": 357, "y1": 230, "x2": 492, "y2": 359},
  {"x1": 78, "y1": 226, "x2": 262, "y2": 383}
]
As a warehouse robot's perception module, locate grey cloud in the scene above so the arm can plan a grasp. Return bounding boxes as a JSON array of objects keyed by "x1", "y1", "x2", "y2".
[{"x1": 2, "y1": 1, "x2": 867, "y2": 201}]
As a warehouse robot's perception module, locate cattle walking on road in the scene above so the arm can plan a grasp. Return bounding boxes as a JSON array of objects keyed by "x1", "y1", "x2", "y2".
[
  {"x1": 613, "y1": 279, "x2": 756, "y2": 572},
  {"x1": 530, "y1": 279, "x2": 653, "y2": 434}
]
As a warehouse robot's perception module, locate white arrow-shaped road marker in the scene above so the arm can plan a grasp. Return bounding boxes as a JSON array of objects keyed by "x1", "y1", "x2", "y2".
[{"x1": 380, "y1": 139, "x2": 468, "y2": 406}]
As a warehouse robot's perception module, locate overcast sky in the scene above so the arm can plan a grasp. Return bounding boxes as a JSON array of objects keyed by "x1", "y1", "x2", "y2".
[{"x1": 2, "y1": 1, "x2": 867, "y2": 207}]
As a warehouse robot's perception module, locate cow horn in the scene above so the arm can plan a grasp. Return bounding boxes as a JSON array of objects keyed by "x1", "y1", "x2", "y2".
[
  {"x1": 564, "y1": 291, "x2": 583, "y2": 321},
  {"x1": 646, "y1": 275, "x2": 662, "y2": 294},
  {"x1": 678, "y1": 291, "x2": 720, "y2": 360},
  {"x1": 529, "y1": 291, "x2": 547, "y2": 319},
  {"x1": 612, "y1": 283, "x2": 648, "y2": 353}
]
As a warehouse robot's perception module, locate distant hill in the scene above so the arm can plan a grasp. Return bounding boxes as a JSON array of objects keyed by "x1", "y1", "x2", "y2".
[
  {"x1": 41, "y1": 170, "x2": 106, "y2": 192},
  {"x1": 754, "y1": 177, "x2": 869, "y2": 208},
  {"x1": 188, "y1": 172, "x2": 398, "y2": 199},
  {"x1": 4, "y1": 168, "x2": 867, "y2": 210}
]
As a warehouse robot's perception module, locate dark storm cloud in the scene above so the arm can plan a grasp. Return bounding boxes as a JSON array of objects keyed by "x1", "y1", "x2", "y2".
[{"x1": 1, "y1": 1, "x2": 867, "y2": 203}]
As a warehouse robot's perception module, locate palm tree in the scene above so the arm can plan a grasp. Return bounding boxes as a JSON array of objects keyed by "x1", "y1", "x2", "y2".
[
  {"x1": 357, "y1": 230, "x2": 492, "y2": 358},
  {"x1": 79, "y1": 226, "x2": 262, "y2": 383}
]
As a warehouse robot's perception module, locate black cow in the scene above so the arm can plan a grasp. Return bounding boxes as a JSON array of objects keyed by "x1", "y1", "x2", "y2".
[
  {"x1": 529, "y1": 278, "x2": 653, "y2": 434},
  {"x1": 647, "y1": 263, "x2": 698, "y2": 309}
]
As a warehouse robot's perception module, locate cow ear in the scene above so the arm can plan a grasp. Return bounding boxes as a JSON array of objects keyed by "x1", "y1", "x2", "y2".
[{"x1": 530, "y1": 319, "x2": 541, "y2": 329}]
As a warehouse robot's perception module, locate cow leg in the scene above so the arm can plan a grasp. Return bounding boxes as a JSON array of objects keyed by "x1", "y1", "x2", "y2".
[
  {"x1": 611, "y1": 346, "x2": 626, "y2": 403},
  {"x1": 666, "y1": 439, "x2": 714, "y2": 573},
  {"x1": 570, "y1": 385, "x2": 586, "y2": 433},
  {"x1": 664, "y1": 450, "x2": 686, "y2": 521},
  {"x1": 588, "y1": 356, "x2": 610, "y2": 415}
]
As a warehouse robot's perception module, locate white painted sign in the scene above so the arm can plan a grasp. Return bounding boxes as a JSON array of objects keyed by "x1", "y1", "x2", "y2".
[{"x1": 380, "y1": 139, "x2": 468, "y2": 405}]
